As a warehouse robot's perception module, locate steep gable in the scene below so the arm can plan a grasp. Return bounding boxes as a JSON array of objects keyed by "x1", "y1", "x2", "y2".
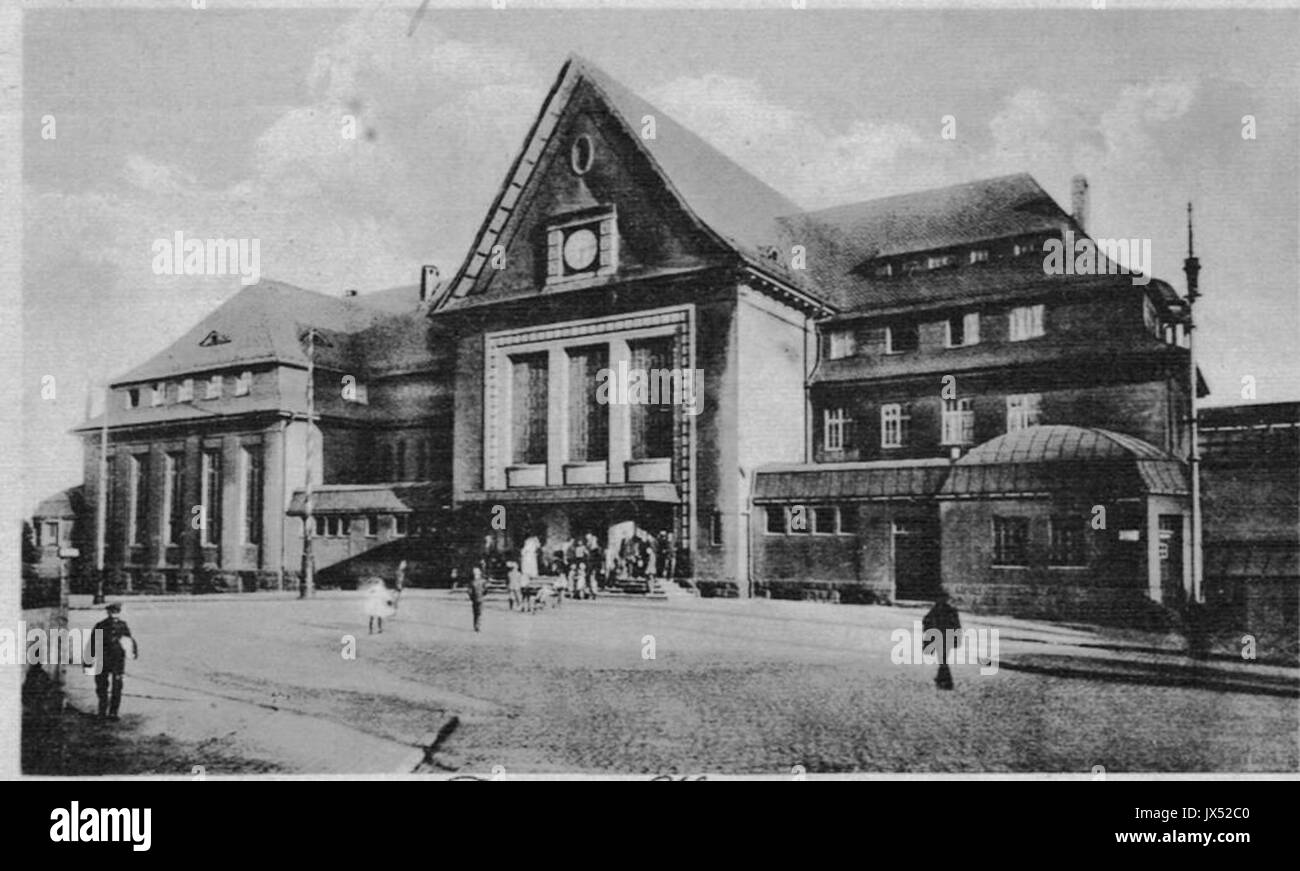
[{"x1": 437, "y1": 55, "x2": 814, "y2": 313}]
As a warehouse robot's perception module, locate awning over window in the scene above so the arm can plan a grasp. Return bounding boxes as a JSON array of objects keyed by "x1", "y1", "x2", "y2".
[
  {"x1": 458, "y1": 483, "x2": 679, "y2": 505},
  {"x1": 753, "y1": 461, "x2": 950, "y2": 502},
  {"x1": 288, "y1": 482, "x2": 450, "y2": 516}
]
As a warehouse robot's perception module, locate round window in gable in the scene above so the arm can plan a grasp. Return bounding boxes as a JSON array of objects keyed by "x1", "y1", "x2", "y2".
[{"x1": 570, "y1": 134, "x2": 595, "y2": 175}]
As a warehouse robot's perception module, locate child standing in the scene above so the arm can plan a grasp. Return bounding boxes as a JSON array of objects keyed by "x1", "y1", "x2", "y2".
[{"x1": 365, "y1": 577, "x2": 396, "y2": 635}]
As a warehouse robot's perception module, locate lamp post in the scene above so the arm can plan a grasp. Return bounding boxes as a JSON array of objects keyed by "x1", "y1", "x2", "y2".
[
  {"x1": 1184, "y1": 203, "x2": 1203, "y2": 605},
  {"x1": 299, "y1": 327, "x2": 330, "y2": 599}
]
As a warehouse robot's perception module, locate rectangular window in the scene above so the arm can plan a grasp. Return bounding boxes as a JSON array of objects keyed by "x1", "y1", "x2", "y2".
[
  {"x1": 42, "y1": 520, "x2": 59, "y2": 547},
  {"x1": 395, "y1": 440, "x2": 407, "y2": 481},
  {"x1": 837, "y1": 506, "x2": 858, "y2": 535},
  {"x1": 630, "y1": 337, "x2": 675, "y2": 460},
  {"x1": 1013, "y1": 239, "x2": 1039, "y2": 257},
  {"x1": 765, "y1": 506, "x2": 785, "y2": 535},
  {"x1": 164, "y1": 452, "x2": 184, "y2": 546},
  {"x1": 926, "y1": 254, "x2": 954, "y2": 270},
  {"x1": 993, "y1": 516, "x2": 1029, "y2": 566},
  {"x1": 1049, "y1": 517, "x2": 1087, "y2": 566},
  {"x1": 946, "y1": 312, "x2": 980, "y2": 347},
  {"x1": 827, "y1": 329, "x2": 857, "y2": 360},
  {"x1": 178, "y1": 378, "x2": 193, "y2": 402},
  {"x1": 394, "y1": 515, "x2": 409, "y2": 537},
  {"x1": 881, "y1": 403, "x2": 909, "y2": 449},
  {"x1": 241, "y1": 446, "x2": 263, "y2": 546},
  {"x1": 205, "y1": 374, "x2": 222, "y2": 399},
  {"x1": 511, "y1": 352, "x2": 549, "y2": 465},
  {"x1": 365, "y1": 515, "x2": 379, "y2": 537},
  {"x1": 234, "y1": 370, "x2": 252, "y2": 397},
  {"x1": 200, "y1": 449, "x2": 222, "y2": 547},
  {"x1": 128, "y1": 454, "x2": 147, "y2": 546},
  {"x1": 152, "y1": 382, "x2": 166, "y2": 406},
  {"x1": 124, "y1": 388, "x2": 140, "y2": 410},
  {"x1": 313, "y1": 515, "x2": 327, "y2": 537},
  {"x1": 1009, "y1": 304, "x2": 1045, "y2": 341},
  {"x1": 873, "y1": 263, "x2": 893, "y2": 278},
  {"x1": 885, "y1": 323, "x2": 919, "y2": 354},
  {"x1": 709, "y1": 511, "x2": 722, "y2": 547},
  {"x1": 969, "y1": 249, "x2": 989, "y2": 264},
  {"x1": 568, "y1": 345, "x2": 610, "y2": 462},
  {"x1": 823, "y1": 407, "x2": 851, "y2": 451},
  {"x1": 1006, "y1": 394, "x2": 1042, "y2": 432},
  {"x1": 812, "y1": 506, "x2": 838, "y2": 535},
  {"x1": 941, "y1": 398, "x2": 975, "y2": 446}
]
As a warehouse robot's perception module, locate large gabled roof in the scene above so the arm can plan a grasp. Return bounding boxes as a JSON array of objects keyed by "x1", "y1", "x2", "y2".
[
  {"x1": 791, "y1": 173, "x2": 1067, "y2": 263},
  {"x1": 112, "y1": 280, "x2": 393, "y2": 386},
  {"x1": 438, "y1": 54, "x2": 818, "y2": 312}
]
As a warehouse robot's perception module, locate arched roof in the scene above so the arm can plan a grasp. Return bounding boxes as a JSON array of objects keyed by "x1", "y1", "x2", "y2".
[{"x1": 956, "y1": 425, "x2": 1173, "y2": 465}]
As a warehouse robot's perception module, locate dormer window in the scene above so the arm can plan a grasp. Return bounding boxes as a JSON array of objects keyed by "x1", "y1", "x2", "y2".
[
  {"x1": 199, "y1": 330, "x2": 231, "y2": 347},
  {"x1": 177, "y1": 378, "x2": 194, "y2": 402},
  {"x1": 546, "y1": 210, "x2": 618, "y2": 285},
  {"x1": 206, "y1": 374, "x2": 223, "y2": 399},
  {"x1": 234, "y1": 370, "x2": 252, "y2": 397},
  {"x1": 152, "y1": 382, "x2": 165, "y2": 406}
]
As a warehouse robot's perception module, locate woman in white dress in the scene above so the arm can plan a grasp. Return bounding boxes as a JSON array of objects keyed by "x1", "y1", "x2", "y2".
[
  {"x1": 364, "y1": 577, "x2": 396, "y2": 634},
  {"x1": 520, "y1": 534, "x2": 541, "y2": 581}
]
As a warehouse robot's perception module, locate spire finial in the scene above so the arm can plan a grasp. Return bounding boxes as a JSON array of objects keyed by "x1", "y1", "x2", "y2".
[{"x1": 1187, "y1": 201, "x2": 1195, "y2": 258}]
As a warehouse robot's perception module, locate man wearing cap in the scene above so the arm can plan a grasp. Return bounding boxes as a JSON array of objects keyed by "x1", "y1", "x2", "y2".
[{"x1": 87, "y1": 602, "x2": 138, "y2": 720}]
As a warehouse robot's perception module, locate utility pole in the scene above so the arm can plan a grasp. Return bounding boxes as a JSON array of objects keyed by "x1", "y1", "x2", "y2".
[{"x1": 1183, "y1": 203, "x2": 1203, "y2": 605}]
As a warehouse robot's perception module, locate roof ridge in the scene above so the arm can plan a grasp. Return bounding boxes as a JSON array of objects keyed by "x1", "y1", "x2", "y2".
[{"x1": 793, "y1": 172, "x2": 1044, "y2": 221}]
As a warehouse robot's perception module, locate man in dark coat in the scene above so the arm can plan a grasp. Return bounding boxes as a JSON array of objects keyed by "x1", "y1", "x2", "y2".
[
  {"x1": 87, "y1": 602, "x2": 138, "y2": 719},
  {"x1": 921, "y1": 591, "x2": 960, "y2": 690},
  {"x1": 467, "y1": 566, "x2": 487, "y2": 632}
]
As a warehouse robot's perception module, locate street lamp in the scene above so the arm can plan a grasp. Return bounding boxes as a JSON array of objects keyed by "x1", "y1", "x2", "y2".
[
  {"x1": 300, "y1": 326, "x2": 332, "y2": 599},
  {"x1": 1183, "y1": 204, "x2": 1203, "y2": 605}
]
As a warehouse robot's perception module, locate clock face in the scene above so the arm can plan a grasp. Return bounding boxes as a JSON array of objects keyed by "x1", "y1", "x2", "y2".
[{"x1": 562, "y1": 227, "x2": 599, "y2": 272}]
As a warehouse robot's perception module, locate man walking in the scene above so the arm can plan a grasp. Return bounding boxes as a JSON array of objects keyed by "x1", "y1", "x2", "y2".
[
  {"x1": 468, "y1": 565, "x2": 487, "y2": 632},
  {"x1": 921, "y1": 591, "x2": 961, "y2": 691},
  {"x1": 87, "y1": 602, "x2": 137, "y2": 720}
]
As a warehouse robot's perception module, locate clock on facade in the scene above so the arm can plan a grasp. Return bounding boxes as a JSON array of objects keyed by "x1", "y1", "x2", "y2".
[{"x1": 562, "y1": 227, "x2": 599, "y2": 271}]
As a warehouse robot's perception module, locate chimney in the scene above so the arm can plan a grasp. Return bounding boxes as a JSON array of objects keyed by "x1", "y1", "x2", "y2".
[
  {"x1": 344, "y1": 288, "x2": 358, "y2": 298},
  {"x1": 1070, "y1": 174, "x2": 1089, "y2": 233},
  {"x1": 420, "y1": 264, "x2": 440, "y2": 302}
]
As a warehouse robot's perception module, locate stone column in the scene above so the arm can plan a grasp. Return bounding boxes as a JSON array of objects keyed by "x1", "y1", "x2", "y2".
[{"x1": 607, "y1": 338, "x2": 631, "y2": 483}]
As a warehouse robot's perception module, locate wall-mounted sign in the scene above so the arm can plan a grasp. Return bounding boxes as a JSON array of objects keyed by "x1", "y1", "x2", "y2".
[{"x1": 1117, "y1": 530, "x2": 1140, "y2": 542}]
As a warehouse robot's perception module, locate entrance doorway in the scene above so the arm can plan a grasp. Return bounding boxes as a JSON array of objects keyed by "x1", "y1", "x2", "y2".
[
  {"x1": 892, "y1": 517, "x2": 941, "y2": 600},
  {"x1": 1158, "y1": 515, "x2": 1184, "y2": 605}
]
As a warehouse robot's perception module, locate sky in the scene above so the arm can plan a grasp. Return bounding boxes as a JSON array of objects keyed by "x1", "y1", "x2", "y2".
[{"x1": 20, "y1": 5, "x2": 1300, "y2": 513}]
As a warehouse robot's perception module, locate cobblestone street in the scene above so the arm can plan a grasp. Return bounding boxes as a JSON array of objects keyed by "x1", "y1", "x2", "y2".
[{"x1": 43, "y1": 591, "x2": 1299, "y2": 775}]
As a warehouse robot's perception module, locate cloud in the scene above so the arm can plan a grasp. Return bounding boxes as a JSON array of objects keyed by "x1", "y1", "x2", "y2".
[{"x1": 649, "y1": 73, "x2": 937, "y2": 207}]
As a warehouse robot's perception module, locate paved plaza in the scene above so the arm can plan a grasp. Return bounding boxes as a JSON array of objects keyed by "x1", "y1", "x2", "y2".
[{"x1": 32, "y1": 590, "x2": 1300, "y2": 775}]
